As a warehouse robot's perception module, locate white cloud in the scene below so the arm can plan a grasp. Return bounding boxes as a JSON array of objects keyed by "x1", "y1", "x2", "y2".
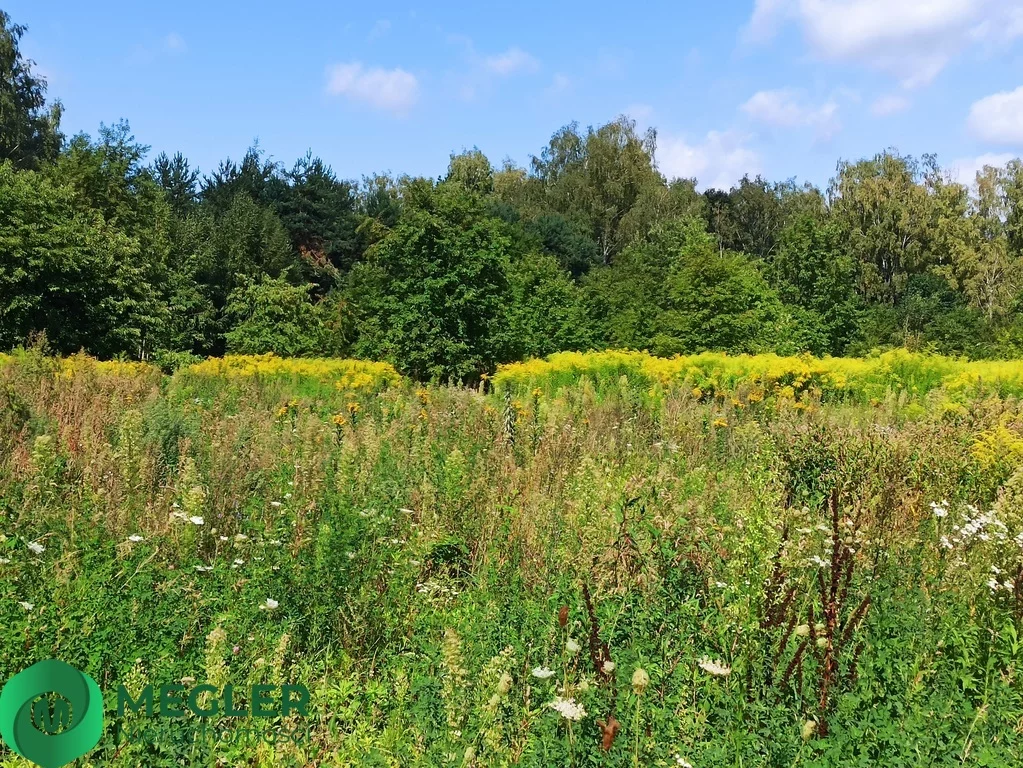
[
  {"x1": 741, "y1": 89, "x2": 839, "y2": 138},
  {"x1": 325, "y1": 62, "x2": 419, "y2": 115},
  {"x1": 968, "y1": 86, "x2": 1023, "y2": 144},
  {"x1": 164, "y1": 33, "x2": 186, "y2": 53},
  {"x1": 657, "y1": 131, "x2": 762, "y2": 191},
  {"x1": 745, "y1": 0, "x2": 1021, "y2": 88},
  {"x1": 870, "y1": 94, "x2": 911, "y2": 116},
  {"x1": 484, "y1": 47, "x2": 539, "y2": 76},
  {"x1": 949, "y1": 152, "x2": 1018, "y2": 184}
]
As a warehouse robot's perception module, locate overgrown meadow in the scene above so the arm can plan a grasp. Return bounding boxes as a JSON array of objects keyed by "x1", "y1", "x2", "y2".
[{"x1": 2, "y1": 349, "x2": 1023, "y2": 766}]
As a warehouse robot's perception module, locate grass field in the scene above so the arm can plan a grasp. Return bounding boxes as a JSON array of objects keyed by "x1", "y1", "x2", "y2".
[{"x1": 2, "y1": 349, "x2": 1023, "y2": 766}]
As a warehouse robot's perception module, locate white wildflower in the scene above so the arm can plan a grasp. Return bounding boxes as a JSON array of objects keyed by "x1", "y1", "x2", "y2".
[
  {"x1": 602, "y1": 660, "x2": 616, "y2": 674},
  {"x1": 260, "y1": 598, "x2": 279, "y2": 611},
  {"x1": 548, "y1": 696, "x2": 586, "y2": 721},
  {"x1": 18, "y1": 601, "x2": 34, "y2": 611},
  {"x1": 565, "y1": 638, "x2": 581, "y2": 655},
  {"x1": 27, "y1": 541, "x2": 45, "y2": 555},
  {"x1": 675, "y1": 757, "x2": 694, "y2": 768},
  {"x1": 697, "y1": 656, "x2": 732, "y2": 677},
  {"x1": 930, "y1": 501, "x2": 949, "y2": 518},
  {"x1": 189, "y1": 516, "x2": 204, "y2": 526},
  {"x1": 270, "y1": 501, "x2": 282, "y2": 508},
  {"x1": 127, "y1": 535, "x2": 144, "y2": 543},
  {"x1": 532, "y1": 666, "x2": 556, "y2": 679}
]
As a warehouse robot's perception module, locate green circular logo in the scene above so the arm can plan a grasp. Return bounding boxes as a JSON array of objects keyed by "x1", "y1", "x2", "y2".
[{"x1": 0, "y1": 660, "x2": 103, "y2": 768}]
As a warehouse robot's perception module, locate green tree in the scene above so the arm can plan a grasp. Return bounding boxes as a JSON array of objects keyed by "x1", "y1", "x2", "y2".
[
  {"x1": 773, "y1": 215, "x2": 862, "y2": 354},
  {"x1": 200, "y1": 145, "x2": 279, "y2": 213},
  {"x1": 506, "y1": 252, "x2": 592, "y2": 358},
  {"x1": 656, "y1": 221, "x2": 783, "y2": 355},
  {"x1": 162, "y1": 209, "x2": 220, "y2": 354},
  {"x1": 347, "y1": 180, "x2": 513, "y2": 382},
  {"x1": 704, "y1": 176, "x2": 824, "y2": 262},
  {"x1": 0, "y1": 163, "x2": 163, "y2": 356},
  {"x1": 583, "y1": 218, "x2": 783, "y2": 354},
  {"x1": 531, "y1": 117, "x2": 666, "y2": 264},
  {"x1": 224, "y1": 276, "x2": 329, "y2": 356},
  {"x1": 524, "y1": 214, "x2": 599, "y2": 278},
  {"x1": 275, "y1": 153, "x2": 362, "y2": 285},
  {"x1": 0, "y1": 11, "x2": 62, "y2": 169},
  {"x1": 943, "y1": 162, "x2": 1023, "y2": 323},
  {"x1": 829, "y1": 152, "x2": 940, "y2": 305},
  {"x1": 152, "y1": 151, "x2": 199, "y2": 215},
  {"x1": 582, "y1": 222, "x2": 679, "y2": 350},
  {"x1": 445, "y1": 148, "x2": 494, "y2": 196}
]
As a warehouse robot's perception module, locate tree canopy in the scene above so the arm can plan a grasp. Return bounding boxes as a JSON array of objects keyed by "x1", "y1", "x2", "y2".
[{"x1": 1, "y1": 11, "x2": 1023, "y2": 379}]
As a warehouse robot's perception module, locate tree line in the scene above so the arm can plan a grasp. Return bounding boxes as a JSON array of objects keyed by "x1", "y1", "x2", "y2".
[{"x1": 2, "y1": 11, "x2": 1023, "y2": 381}]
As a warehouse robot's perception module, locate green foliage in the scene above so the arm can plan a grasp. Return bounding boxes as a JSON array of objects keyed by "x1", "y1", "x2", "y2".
[
  {"x1": 524, "y1": 213, "x2": 599, "y2": 277},
  {"x1": 152, "y1": 151, "x2": 199, "y2": 215},
  {"x1": 774, "y1": 214, "x2": 862, "y2": 354},
  {"x1": 347, "y1": 180, "x2": 515, "y2": 382},
  {"x1": 445, "y1": 148, "x2": 495, "y2": 196},
  {"x1": 584, "y1": 218, "x2": 785, "y2": 355},
  {"x1": 528, "y1": 117, "x2": 665, "y2": 263},
  {"x1": 0, "y1": 162, "x2": 165, "y2": 356},
  {"x1": 658, "y1": 241, "x2": 782, "y2": 355},
  {"x1": 275, "y1": 153, "x2": 363, "y2": 280},
  {"x1": 0, "y1": 11, "x2": 62, "y2": 170},
  {"x1": 224, "y1": 276, "x2": 333, "y2": 357},
  {"x1": 506, "y1": 252, "x2": 592, "y2": 359}
]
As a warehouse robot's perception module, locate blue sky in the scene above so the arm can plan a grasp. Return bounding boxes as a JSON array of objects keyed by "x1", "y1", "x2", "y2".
[{"x1": 9, "y1": 1, "x2": 1023, "y2": 190}]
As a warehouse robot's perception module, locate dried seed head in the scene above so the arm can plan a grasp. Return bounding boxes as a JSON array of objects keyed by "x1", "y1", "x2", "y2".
[
  {"x1": 631, "y1": 667, "x2": 650, "y2": 695},
  {"x1": 802, "y1": 720, "x2": 817, "y2": 741}
]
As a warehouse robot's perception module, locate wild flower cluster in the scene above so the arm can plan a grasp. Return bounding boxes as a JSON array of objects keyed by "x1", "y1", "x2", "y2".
[
  {"x1": 493, "y1": 348, "x2": 1023, "y2": 406},
  {"x1": 185, "y1": 354, "x2": 402, "y2": 392}
]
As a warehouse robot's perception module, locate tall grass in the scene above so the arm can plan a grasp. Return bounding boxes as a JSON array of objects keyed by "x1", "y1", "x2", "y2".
[{"x1": 1, "y1": 349, "x2": 1022, "y2": 766}]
